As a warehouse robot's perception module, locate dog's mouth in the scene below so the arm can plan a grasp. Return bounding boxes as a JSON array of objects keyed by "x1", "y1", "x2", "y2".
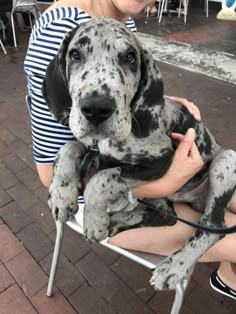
[
  {"x1": 69, "y1": 92, "x2": 132, "y2": 141},
  {"x1": 79, "y1": 121, "x2": 131, "y2": 142},
  {"x1": 69, "y1": 109, "x2": 131, "y2": 142},
  {"x1": 80, "y1": 95, "x2": 116, "y2": 127}
]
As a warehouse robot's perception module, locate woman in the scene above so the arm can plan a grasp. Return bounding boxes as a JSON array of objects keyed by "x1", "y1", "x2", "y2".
[{"x1": 24, "y1": 0, "x2": 236, "y2": 300}]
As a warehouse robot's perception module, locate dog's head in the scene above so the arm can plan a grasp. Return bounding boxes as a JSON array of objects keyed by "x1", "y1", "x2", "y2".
[{"x1": 43, "y1": 18, "x2": 164, "y2": 141}]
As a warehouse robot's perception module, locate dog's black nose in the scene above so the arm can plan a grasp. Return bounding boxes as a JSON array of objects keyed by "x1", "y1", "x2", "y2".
[{"x1": 81, "y1": 95, "x2": 115, "y2": 125}]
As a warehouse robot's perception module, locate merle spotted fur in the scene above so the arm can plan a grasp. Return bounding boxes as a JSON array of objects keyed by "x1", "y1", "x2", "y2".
[{"x1": 42, "y1": 18, "x2": 236, "y2": 291}]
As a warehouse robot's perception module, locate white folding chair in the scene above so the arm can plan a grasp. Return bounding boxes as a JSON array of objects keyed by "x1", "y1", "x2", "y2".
[
  {"x1": 177, "y1": 0, "x2": 189, "y2": 23},
  {"x1": 205, "y1": 0, "x2": 222, "y2": 17},
  {"x1": 11, "y1": 0, "x2": 41, "y2": 47},
  {"x1": 158, "y1": 0, "x2": 188, "y2": 23},
  {"x1": 25, "y1": 95, "x2": 191, "y2": 313},
  {"x1": 157, "y1": 0, "x2": 168, "y2": 23},
  {"x1": 47, "y1": 208, "x2": 193, "y2": 314}
]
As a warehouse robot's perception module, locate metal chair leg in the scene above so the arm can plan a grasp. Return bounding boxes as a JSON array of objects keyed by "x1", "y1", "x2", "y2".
[
  {"x1": 171, "y1": 265, "x2": 195, "y2": 314},
  {"x1": 29, "y1": 12, "x2": 33, "y2": 29},
  {"x1": 11, "y1": 12, "x2": 17, "y2": 47},
  {"x1": 0, "y1": 39, "x2": 7, "y2": 54},
  {"x1": 47, "y1": 221, "x2": 64, "y2": 297},
  {"x1": 159, "y1": 0, "x2": 167, "y2": 23},
  {"x1": 171, "y1": 281, "x2": 185, "y2": 314}
]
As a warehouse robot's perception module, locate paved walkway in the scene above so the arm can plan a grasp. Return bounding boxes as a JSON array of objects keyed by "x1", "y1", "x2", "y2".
[{"x1": 0, "y1": 7, "x2": 236, "y2": 314}]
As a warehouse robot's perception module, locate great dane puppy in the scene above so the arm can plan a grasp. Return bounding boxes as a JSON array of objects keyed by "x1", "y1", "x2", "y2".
[{"x1": 42, "y1": 18, "x2": 236, "y2": 290}]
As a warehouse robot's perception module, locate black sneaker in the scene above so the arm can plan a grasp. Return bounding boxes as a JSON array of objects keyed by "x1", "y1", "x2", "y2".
[{"x1": 210, "y1": 270, "x2": 236, "y2": 300}]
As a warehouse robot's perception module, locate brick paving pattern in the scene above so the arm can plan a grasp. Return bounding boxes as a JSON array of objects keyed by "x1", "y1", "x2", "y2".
[{"x1": 0, "y1": 4, "x2": 236, "y2": 314}]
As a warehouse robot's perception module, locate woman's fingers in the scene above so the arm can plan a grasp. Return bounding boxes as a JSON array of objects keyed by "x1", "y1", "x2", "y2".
[
  {"x1": 171, "y1": 128, "x2": 203, "y2": 171},
  {"x1": 174, "y1": 128, "x2": 196, "y2": 155},
  {"x1": 166, "y1": 95, "x2": 201, "y2": 121},
  {"x1": 172, "y1": 128, "x2": 196, "y2": 148},
  {"x1": 188, "y1": 140, "x2": 202, "y2": 161}
]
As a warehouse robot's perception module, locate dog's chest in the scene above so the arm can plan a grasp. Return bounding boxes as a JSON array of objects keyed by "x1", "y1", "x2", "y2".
[{"x1": 97, "y1": 132, "x2": 173, "y2": 167}]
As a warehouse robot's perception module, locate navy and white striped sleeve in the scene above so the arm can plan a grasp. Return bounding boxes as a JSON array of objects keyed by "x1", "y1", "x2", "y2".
[{"x1": 24, "y1": 8, "x2": 92, "y2": 164}]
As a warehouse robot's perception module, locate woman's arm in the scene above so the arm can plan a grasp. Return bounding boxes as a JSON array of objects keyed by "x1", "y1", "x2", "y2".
[
  {"x1": 36, "y1": 94, "x2": 202, "y2": 190},
  {"x1": 37, "y1": 128, "x2": 203, "y2": 194},
  {"x1": 36, "y1": 164, "x2": 54, "y2": 188},
  {"x1": 132, "y1": 128, "x2": 203, "y2": 199}
]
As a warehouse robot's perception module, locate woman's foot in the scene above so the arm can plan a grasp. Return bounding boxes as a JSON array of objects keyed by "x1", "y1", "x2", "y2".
[{"x1": 210, "y1": 270, "x2": 236, "y2": 300}]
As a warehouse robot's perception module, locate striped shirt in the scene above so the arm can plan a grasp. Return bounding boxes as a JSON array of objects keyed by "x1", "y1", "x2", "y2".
[{"x1": 24, "y1": 7, "x2": 137, "y2": 164}]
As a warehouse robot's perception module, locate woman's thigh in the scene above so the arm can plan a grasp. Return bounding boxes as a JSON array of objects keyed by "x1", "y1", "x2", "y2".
[
  {"x1": 109, "y1": 193, "x2": 236, "y2": 258},
  {"x1": 108, "y1": 202, "x2": 201, "y2": 255}
]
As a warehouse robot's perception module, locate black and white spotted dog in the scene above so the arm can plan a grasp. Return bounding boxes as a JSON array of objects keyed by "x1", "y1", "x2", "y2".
[{"x1": 43, "y1": 18, "x2": 236, "y2": 290}]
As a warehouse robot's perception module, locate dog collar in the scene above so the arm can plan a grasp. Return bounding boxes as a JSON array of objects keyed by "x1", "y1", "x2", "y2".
[{"x1": 79, "y1": 139, "x2": 99, "y2": 178}]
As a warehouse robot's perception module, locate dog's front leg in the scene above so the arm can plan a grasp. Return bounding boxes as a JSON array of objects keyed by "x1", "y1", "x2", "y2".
[
  {"x1": 151, "y1": 149, "x2": 236, "y2": 291},
  {"x1": 48, "y1": 141, "x2": 86, "y2": 222},
  {"x1": 83, "y1": 167, "x2": 139, "y2": 242}
]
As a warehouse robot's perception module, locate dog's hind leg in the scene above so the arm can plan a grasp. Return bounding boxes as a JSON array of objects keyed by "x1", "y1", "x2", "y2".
[
  {"x1": 108, "y1": 198, "x2": 177, "y2": 236},
  {"x1": 150, "y1": 149, "x2": 236, "y2": 291}
]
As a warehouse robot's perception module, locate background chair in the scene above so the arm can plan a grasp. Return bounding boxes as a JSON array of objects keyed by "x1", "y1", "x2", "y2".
[
  {"x1": 177, "y1": 0, "x2": 189, "y2": 23},
  {"x1": 11, "y1": 0, "x2": 41, "y2": 47},
  {"x1": 0, "y1": 16, "x2": 7, "y2": 54},
  {"x1": 158, "y1": 0, "x2": 189, "y2": 23},
  {"x1": 205, "y1": 0, "x2": 222, "y2": 17}
]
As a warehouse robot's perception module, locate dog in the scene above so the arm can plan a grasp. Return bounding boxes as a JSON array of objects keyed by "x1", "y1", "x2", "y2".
[{"x1": 42, "y1": 18, "x2": 236, "y2": 291}]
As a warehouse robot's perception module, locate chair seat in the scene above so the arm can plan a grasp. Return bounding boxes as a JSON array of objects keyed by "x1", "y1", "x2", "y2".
[
  {"x1": 67, "y1": 206, "x2": 165, "y2": 270},
  {"x1": 47, "y1": 205, "x2": 189, "y2": 313}
]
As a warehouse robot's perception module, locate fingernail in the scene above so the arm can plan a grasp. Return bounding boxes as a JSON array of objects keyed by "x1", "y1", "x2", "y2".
[{"x1": 187, "y1": 128, "x2": 195, "y2": 135}]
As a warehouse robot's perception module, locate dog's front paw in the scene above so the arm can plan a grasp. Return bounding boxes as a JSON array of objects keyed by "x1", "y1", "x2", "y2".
[
  {"x1": 84, "y1": 212, "x2": 109, "y2": 241},
  {"x1": 150, "y1": 255, "x2": 190, "y2": 291},
  {"x1": 48, "y1": 177, "x2": 80, "y2": 223}
]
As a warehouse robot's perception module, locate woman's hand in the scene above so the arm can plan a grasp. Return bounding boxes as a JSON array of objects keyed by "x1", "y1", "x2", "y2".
[
  {"x1": 166, "y1": 96, "x2": 201, "y2": 121},
  {"x1": 132, "y1": 128, "x2": 203, "y2": 199},
  {"x1": 168, "y1": 128, "x2": 203, "y2": 185}
]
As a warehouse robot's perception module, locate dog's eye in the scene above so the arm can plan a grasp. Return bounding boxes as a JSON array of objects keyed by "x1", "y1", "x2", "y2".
[
  {"x1": 126, "y1": 52, "x2": 136, "y2": 64},
  {"x1": 70, "y1": 50, "x2": 81, "y2": 61}
]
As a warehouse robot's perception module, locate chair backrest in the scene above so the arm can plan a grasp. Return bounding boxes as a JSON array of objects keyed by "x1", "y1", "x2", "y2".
[
  {"x1": 13, "y1": 0, "x2": 39, "y2": 6},
  {"x1": 12, "y1": 0, "x2": 40, "y2": 11},
  {"x1": 12, "y1": 0, "x2": 40, "y2": 20}
]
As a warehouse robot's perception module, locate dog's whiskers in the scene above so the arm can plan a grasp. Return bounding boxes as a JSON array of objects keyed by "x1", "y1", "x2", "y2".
[{"x1": 131, "y1": 113, "x2": 141, "y2": 136}]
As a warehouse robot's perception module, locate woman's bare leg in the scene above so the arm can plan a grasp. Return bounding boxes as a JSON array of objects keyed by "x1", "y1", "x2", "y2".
[
  {"x1": 109, "y1": 202, "x2": 200, "y2": 255},
  {"x1": 109, "y1": 195, "x2": 236, "y2": 257}
]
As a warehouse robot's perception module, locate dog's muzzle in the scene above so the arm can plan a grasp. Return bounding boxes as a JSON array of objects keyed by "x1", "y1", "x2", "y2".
[{"x1": 81, "y1": 95, "x2": 116, "y2": 126}]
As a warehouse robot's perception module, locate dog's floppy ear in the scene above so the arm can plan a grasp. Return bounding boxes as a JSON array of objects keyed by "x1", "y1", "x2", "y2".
[
  {"x1": 42, "y1": 27, "x2": 78, "y2": 125},
  {"x1": 139, "y1": 48, "x2": 164, "y2": 105},
  {"x1": 131, "y1": 43, "x2": 164, "y2": 137}
]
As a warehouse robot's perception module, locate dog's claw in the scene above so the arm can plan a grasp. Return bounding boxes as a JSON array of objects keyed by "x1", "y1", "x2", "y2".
[
  {"x1": 150, "y1": 255, "x2": 191, "y2": 291},
  {"x1": 48, "y1": 177, "x2": 79, "y2": 223},
  {"x1": 83, "y1": 212, "x2": 109, "y2": 242}
]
